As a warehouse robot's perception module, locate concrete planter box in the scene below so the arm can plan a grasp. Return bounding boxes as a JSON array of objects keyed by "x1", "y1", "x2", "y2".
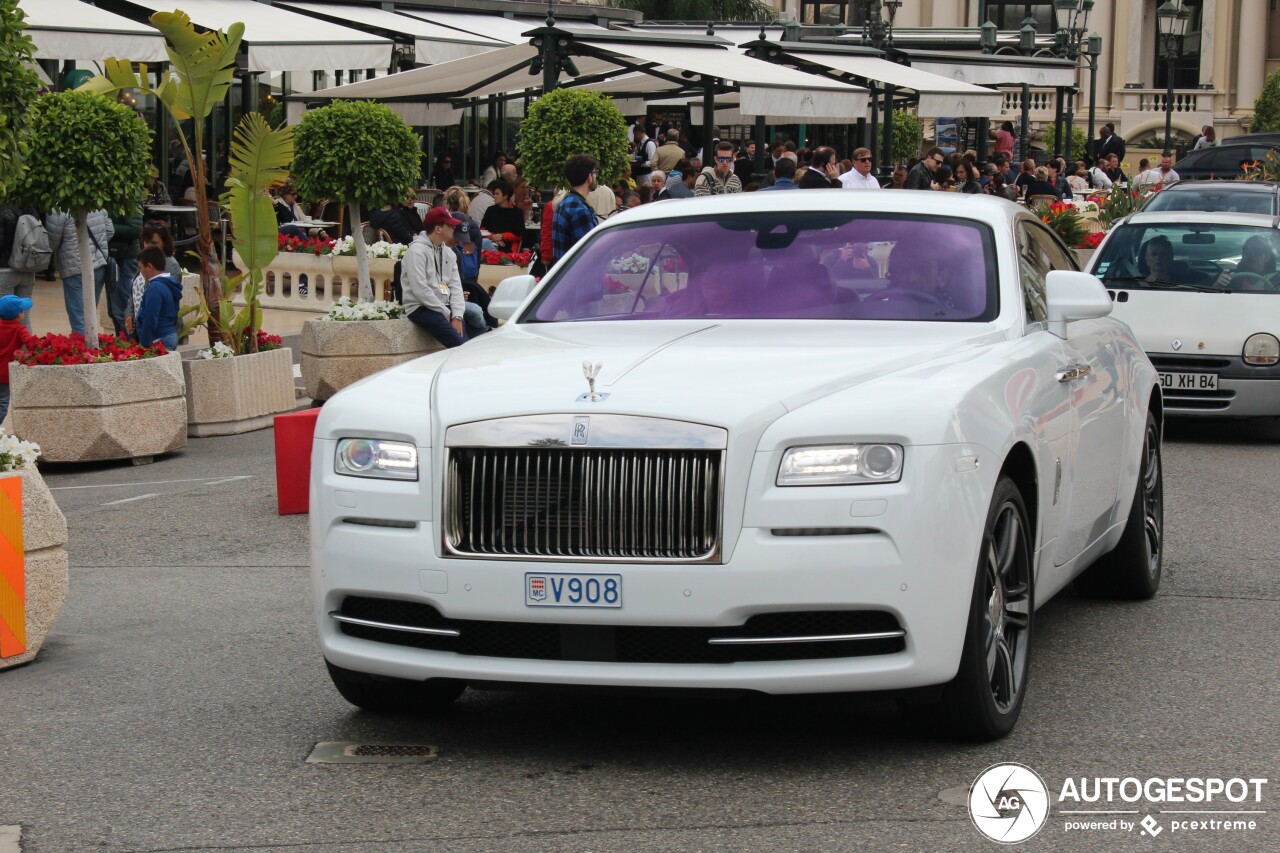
[
  {"x1": 10, "y1": 352, "x2": 187, "y2": 463},
  {"x1": 232, "y1": 250, "x2": 336, "y2": 312},
  {"x1": 183, "y1": 347, "x2": 297, "y2": 436},
  {"x1": 330, "y1": 255, "x2": 397, "y2": 279},
  {"x1": 0, "y1": 467, "x2": 69, "y2": 670},
  {"x1": 300, "y1": 318, "x2": 443, "y2": 402},
  {"x1": 478, "y1": 264, "x2": 530, "y2": 291}
]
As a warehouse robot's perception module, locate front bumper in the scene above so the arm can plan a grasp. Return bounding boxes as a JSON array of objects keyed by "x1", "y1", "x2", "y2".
[
  {"x1": 311, "y1": 442, "x2": 993, "y2": 695},
  {"x1": 1149, "y1": 353, "x2": 1280, "y2": 417}
]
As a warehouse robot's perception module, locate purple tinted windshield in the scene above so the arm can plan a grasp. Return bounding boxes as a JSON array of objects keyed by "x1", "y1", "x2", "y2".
[{"x1": 527, "y1": 212, "x2": 998, "y2": 323}]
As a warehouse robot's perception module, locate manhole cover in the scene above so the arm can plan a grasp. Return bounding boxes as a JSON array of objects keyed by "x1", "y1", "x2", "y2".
[{"x1": 306, "y1": 741, "x2": 439, "y2": 764}]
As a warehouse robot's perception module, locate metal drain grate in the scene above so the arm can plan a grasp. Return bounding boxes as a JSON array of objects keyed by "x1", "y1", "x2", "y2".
[{"x1": 306, "y1": 741, "x2": 439, "y2": 764}]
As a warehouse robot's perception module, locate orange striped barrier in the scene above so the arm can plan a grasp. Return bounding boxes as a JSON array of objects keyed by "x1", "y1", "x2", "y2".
[{"x1": 0, "y1": 477, "x2": 25, "y2": 659}]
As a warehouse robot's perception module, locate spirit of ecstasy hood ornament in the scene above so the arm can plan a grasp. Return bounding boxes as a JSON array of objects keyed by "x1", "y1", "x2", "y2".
[{"x1": 580, "y1": 361, "x2": 607, "y2": 402}]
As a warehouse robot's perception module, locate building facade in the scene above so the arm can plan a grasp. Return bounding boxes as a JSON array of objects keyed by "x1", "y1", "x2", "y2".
[{"x1": 784, "y1": 1, "x2": 1279, "y2": 145}]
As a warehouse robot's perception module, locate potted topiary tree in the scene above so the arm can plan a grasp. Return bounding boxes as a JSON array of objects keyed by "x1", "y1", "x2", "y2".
[
  {"x1": 17, "y1": 89, "x2": 151, "y2": 336},
  {"x1": 884, "y1": 109, "x2": 924, "y2": 167},
  {"x1": 85, "y1": 11, "x2": 243, "y2": 340},
  {"x1": 292, "y1": 100, "x2": 419, "y2": 302},
  {"x1": 515, "y1": 87, "x2": 629, "y2": 193},
  {"x1": 0, "y1": 0, "x2": 40, "y2": 200},
  {"x1": 1251, "y1": 69, "x2": 1280, "y2": 134},
  {"x1": 184, "y1": 113, "x2": 297, "y2": 436}
]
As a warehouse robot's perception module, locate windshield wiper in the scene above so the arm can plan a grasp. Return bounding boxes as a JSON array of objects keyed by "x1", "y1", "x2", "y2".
[{"x1": 1103, "y1": 274, "x2": 1229, "y2": 293}]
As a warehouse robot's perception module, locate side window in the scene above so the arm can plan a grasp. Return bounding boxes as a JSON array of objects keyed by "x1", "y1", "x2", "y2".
[{"x1": 1017, "y1": 222, "x2": 1050, "y2": 324}]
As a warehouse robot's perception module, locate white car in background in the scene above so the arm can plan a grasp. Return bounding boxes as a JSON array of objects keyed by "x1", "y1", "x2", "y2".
[
  {"x1": 1086, "y1": 210, "x2": 1280, "y2": 416},
  {"x1": 311, "y1": 192, "x2": 1161, "y2": 740}
]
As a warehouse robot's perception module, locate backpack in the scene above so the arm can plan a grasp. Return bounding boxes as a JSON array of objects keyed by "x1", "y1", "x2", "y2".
[{"x1": 8, "y1": 214, "x2": 52, "y2": 272}]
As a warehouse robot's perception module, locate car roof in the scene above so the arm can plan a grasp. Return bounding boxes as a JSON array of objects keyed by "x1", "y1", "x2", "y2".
[
  {"x1": 602, "y1": 190, "x2": 1024, "y2": 228},
  {"x1": 1119, "y1": 210, "x2": 1279, "y2": 227},
  {"x1": 1155, "y1": 180, "x2": 1279, "y2": 194}
]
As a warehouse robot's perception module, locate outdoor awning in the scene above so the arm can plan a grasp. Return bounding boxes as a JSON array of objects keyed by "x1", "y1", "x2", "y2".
[
  {"x1": 119, "y1": 0, "x2": 392, "y2": 72},
  {"x1": 395, "y1": 10, "x2": 612, "y2": 46},
  {"x1": 281, "y1": 3, "x2": 503, "y2": 65},
  {"x1": 18, "y1": 0, "x2": 166, "y2": 62},
  {"x1": 575, "y1": 40, "x2": 869, "y2": 121},
  {"x1": 788, "y1": 52, "x2": 1003, "y2": 116},
  {"x1": 903, "y1": 50, "x2": 1077, "y2": 88}
]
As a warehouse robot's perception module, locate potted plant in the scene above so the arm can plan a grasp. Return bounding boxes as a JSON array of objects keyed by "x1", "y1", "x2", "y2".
[
  {"x1": 10, "y1": 335, "x2": 185, "y2": 462},
  {"x1": 300, "y1": 296, "x2": 442, "y2": 401},
  {"x1": 184, "y1": 113, "x2": 297, "y2": 435},
  {"x1": 515, "y1": 87, "x2": 630, "y2": 192},
  {"x1": 329, "y1": 236, "x2": 407, "y2": 300},
  {"x1": 0, "y1": 0, "x2": 40, "y2": 199},
  {"x1": 0, "y1": 433, "x2": 70, "y2": 671},
  {"x1": 292, "y1": 100, "x2": 420, "y2": 302},
  {"x1": 87, "y1": 11, "x2": 243, "y2": 342},
  {"x1": 14, "y1": 89, "x2": 150, "y2": 335}
]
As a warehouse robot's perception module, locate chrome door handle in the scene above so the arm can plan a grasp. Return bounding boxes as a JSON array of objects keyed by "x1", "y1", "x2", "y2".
[{"x1": 1056, "y1": 363, "x2": 1093, "y2": 383}]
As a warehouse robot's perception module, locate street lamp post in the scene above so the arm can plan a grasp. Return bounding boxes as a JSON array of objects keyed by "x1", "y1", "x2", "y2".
[
  {"x1": 1157, "y1": 0, "x2": 1190, "y2": 157},
  {"x1": 1084, "y1": 33, "x2": 1102, "y2": 159},
  {"x1": 1019, "y1": 18, "x2": 1036, "y2": 162},
  {"x1": 1053, "y1": 0, "x2": 1094, "y2": 163},
  {"x1": 857, "y1": 0, "x2": 902, "y2": 174}
]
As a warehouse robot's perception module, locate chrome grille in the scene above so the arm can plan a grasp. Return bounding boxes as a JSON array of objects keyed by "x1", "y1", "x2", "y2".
[{"x1": 445, "y1": 448, "x2": 722, "y2": 561}]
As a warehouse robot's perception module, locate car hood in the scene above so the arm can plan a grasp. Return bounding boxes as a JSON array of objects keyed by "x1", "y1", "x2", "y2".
[
  {"x1": 427, "y1": 320, "x2": 1002, "y2": 434},
  {"x1": 1106, "y1": 288, "x2": 1280, "y2": 355}
]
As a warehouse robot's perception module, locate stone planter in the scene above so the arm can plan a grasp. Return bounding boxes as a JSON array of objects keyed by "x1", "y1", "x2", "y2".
[
  {"x1": 330, "y1": 255, "x2": 397, "y2": 279},
  {"x1": 0, "y1": 466, "x2": 69, "y2": 670},
  {"x1": 10, "y1": 353, "x2": 187, "y2": 463},
  {"x1": 232, "y1": 250, "x2": 335, "y2": 311},
  {"x1": 300, "y1": 318, "x2": 443, "y2": 402},
  {"x1": 183, "y1": 347, "x2": 297, "y2": 436},
  {"x1": 478, "y1": 264, "x2": 530, "y2": 291}
]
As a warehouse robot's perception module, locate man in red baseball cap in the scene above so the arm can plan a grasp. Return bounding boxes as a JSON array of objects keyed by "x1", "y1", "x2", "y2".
[{"x1": 402, "y1": 206, "x2": 468, "y2": 347}]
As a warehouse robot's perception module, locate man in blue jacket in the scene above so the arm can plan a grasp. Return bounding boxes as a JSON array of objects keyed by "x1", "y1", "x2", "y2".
[{"x1": 135, "y1": 246, "x2": 182, "y2": 350}]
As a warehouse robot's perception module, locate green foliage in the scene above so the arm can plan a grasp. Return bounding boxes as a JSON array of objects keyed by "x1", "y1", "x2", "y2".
[
  {"x1": 607, "y1": 0, "x2": 774, "y2": 21},
  {"x1": 883, "y1": 109, "x2": 923, "y2": 165},
  {"x1": 1096, "y1": 184, "x2": 1154, "y2": 229},
  {"x1": 1042, "y1": 123, "x2": 1088, "y2": 163},
  {"x1": 0, "y1": 0, "x2": 40, "y2": 199},
  {"x1": 219, "y1": 113, "x2": 294, "y2": 354},
  {"x1": 1252, "y1": 69, "x2": 1280, "y2": 134},
  {"x1": 16, "y1": 90, "x2": 150, "y2": 217},
  {"x1": 1032, "y1": 201, "x2": 1088, "y2": 248},
  {"x1": 516, "y1": 88, "x2": 629, "y2": 189},
  {"x1": 292, "y1": 100, "x2": 419, "y2": 210}
]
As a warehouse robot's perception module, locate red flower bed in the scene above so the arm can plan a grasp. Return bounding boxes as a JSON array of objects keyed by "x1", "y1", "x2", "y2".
[
  {"x1": 16, "y1": 333, "x2": 168, "y2": 366},
  {"x1": 1078, "y1": 231, "x2": 1106, "y2": 249},
  {"x1": 278, "y1": 233, "x2": 332, "y2": 255},
  {"x1": 249, "y1": 330, "x2": 284, "y2": 352},
  {"x1": 480, "y1": 249, "x2": 532, "y2": 267}
]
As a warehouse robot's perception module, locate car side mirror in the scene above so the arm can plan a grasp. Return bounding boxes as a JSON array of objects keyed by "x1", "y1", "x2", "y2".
[
  {"x1": 1045, "y1": 270, "x2": 1112, "y2": 338},
  {"x1": 488, "y1": 274, "x2": 538, "y2": 321}
]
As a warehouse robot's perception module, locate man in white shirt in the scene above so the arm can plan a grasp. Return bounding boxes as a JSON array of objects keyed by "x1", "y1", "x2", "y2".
[
  {"x1": 403, "y1": 207, "x2": 467, "y2": 348},
  {"x1": 839, "y1": 147, "x2": 881, "y2": 189},
  {"x1": 1087, "y1": 156, "x2": 1114, "y2": 190},
  {"x1": 1134, "y1": 155, "x2": 1180, "y2": 188}
]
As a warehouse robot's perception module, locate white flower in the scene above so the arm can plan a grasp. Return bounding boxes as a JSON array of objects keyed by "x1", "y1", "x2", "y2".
[
  {"x1": 196, "y1": 341, "x2": 235, "y2": 359},
  {"x1": 322, "y1": 296, "x2": 406, "y2": 321},
  {"x1": 611, "y1": 253, "x2": 649, "y2": 274},
  {"x1": 331, "y1": 236, "x2": 356, "y2": 256},
  {"x1": 0, "y1": 430, "x2": 41, "y2": 472}
]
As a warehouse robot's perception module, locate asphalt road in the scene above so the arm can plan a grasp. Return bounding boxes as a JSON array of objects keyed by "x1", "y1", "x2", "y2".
[{"x1": 2, "y1": 418, "x2": 1277, "y2": 853}]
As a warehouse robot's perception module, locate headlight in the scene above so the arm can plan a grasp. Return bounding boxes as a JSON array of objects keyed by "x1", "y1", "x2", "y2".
[
  {"x1": 1243, "y1": 333, "x2": 1280, "y2": 366},
  {"x1": 777, "y1": 444, "x2": 904, "y2": 486},
  {"x1": 334, "y1": 438, "x2": 418, "y2": 480}
]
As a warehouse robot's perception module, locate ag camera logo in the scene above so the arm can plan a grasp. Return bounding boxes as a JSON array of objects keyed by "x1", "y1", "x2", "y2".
[{"x1": 969, "y1": 763, "x2": 1051, "y2": 844}]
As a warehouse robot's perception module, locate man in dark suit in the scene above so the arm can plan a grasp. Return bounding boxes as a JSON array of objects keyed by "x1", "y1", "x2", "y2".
[
  {"x1": 1096, "y1": 123, "x2": 1126, "y2": 162},
  {"x1": 797, "y1": 146, "x2": 842, "y2": 188}
]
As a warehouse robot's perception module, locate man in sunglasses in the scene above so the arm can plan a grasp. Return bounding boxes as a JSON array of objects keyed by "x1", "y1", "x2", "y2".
[
  {"x1": 694, "y1": 141, "x2": 743, "y2": 196},
  {"x1": 839, "y1": 147, "x2": 881, "y2": 189},
  {"x1": 904, "y1": 147, "x2": 946, "y2": 191}
]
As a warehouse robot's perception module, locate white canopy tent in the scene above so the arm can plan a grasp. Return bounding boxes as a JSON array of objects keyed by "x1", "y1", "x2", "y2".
[
  {"x1": 18, "y1": 0, "x2": 166, "y2": 62},
  {"x1": 293, "y1": 34, "x2": 869, "y2": 125},
  {"x1": 395, "y1": 10, "x2": 612, "y2": 45},
  {"x1": 120, "y1": 0, "x2": 392, "y2": 72},
  {"x1": 787, "y1": 52, "x2": 1003, "y2": 117},
  {"x1": 897, "y1": 50, "x2": 1077, "y2": 88},
  {"x1": 281, "y1": 3, "x2": 504, "y2": 65}
]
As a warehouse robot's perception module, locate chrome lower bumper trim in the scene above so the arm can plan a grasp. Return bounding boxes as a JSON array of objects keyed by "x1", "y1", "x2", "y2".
[
  {"x1": 707, "y1": 630, "x2": 906, "y2": 645},
  {"x1": 329, "y1": 612, "x2": 461, "y2": 637}
]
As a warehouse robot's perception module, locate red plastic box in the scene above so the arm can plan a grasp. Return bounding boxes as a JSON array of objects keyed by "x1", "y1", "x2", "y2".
[{"x1": 274, "y1": 407, "x2": 322, "y2": 515}]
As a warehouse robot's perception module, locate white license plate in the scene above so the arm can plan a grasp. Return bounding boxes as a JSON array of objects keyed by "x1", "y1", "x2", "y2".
[
  {"x1": 525, "y1": 572, "x2": 622, "y2": 608},
  {"x1": 1159, "y1": 371, "x2": 1218, "y2": 391}
]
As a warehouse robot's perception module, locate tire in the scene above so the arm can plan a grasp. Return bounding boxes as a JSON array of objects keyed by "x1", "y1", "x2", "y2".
[
  {"x1": 325, "y1": 661, "x2": 465, "y2": 714},
  {"x1": 936, "y1": 476, "x2": 1035, "y2": 741},
  {"x1": 1074, "y1": 410, "x2": 1163, "y2": 600}
]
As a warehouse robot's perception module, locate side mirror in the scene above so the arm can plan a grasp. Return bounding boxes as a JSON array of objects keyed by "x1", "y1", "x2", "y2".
[
  {"x1": 488, "y1": 274, "x2": 538, "y2": 321},
  {"x1": 1045, "y1": 269, "x2": 1112, "y2": 338}
]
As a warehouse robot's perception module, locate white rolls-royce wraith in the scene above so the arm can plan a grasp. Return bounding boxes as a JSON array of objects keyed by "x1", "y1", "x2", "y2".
[{"x1": 311, "y1": 192, "x2": 1162, "y2": 740}]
